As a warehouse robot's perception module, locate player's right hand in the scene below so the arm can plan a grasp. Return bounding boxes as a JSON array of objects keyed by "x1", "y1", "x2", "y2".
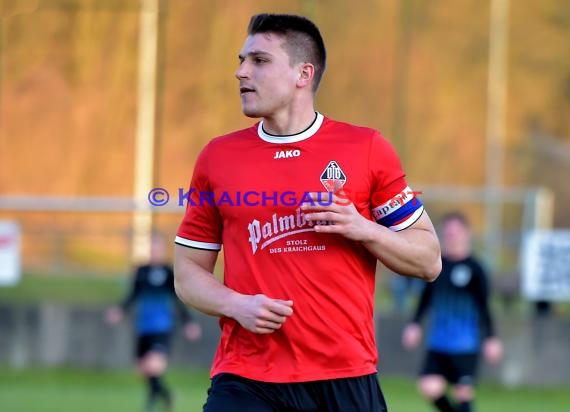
[
  {"x1": 232, "y1": 294, "x2": 294, "y2": 334},
  {"x1": 483, "y1": 336, "x2": 504, "y2": 365},
  {"x1": 402, "y1": 323, "x2": 422, "y2": 350},
  {"x1": 105, "y1": 306, "x2": 124, "y2": 325}
]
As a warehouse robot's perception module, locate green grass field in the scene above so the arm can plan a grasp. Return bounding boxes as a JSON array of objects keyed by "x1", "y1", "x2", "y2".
[
  {"x1": 1, "y1": 367, "x2": 569, "y2": 412},
  {"x1": 0, "y1": 274, "x2": 125, "y2": 305}
]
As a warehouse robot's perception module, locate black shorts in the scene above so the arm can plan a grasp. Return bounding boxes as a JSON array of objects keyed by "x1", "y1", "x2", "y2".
[
  {"x1": 135, "y1": 332, "x2": 171, "y2": 359},
  {"x1": 421, "y1": 350, "x2": 479, "y2": 386},
  {"x1": 203, "y1": 372, "x2": 388, "y2": 412}
]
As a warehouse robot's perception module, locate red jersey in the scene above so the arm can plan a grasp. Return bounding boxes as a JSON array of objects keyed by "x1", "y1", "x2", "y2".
[{"x1": 176, "y1": 113, "x2": 424, "y2": 382}]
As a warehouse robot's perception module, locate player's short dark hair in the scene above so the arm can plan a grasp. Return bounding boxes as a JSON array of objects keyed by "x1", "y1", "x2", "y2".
[
  {"x1": 440, "y1": 211, "x2": 470, "y2": 228},
  {"x1": 247, "y1": 13, "x2": 327, "y2": 92}
]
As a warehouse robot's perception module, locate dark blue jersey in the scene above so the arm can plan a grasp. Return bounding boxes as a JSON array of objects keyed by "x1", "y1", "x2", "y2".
[
  {"x1": 412, "y1": 256, "x2": 495, "y2": 354},
  {"x1": 120, "y1": 264, "x2": 193, "y2": 335}
]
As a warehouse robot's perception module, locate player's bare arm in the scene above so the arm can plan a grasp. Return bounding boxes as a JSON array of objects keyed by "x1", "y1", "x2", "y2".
[
  {"x1": 174, "y1": 245, "x2": 294, "y2": 334},
  {"x1": 301, "y1": 192, "x2": 441, "y2": 281}
]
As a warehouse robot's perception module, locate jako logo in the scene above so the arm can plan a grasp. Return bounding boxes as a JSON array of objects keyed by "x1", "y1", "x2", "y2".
[{"x1": 273, "y1": 149, "x2": 301, "y2": 159}]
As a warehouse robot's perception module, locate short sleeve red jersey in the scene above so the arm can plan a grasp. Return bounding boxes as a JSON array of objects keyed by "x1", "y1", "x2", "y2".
[{"x1": 176, "y1": 113, "x2": 423, "y2": 383}]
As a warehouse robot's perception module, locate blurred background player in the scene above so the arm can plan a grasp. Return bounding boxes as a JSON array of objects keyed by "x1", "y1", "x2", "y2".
[
  {"x1": 106, "y1": 234, "x2": 202, "y2": 412},
  {"x1": 402, "y1": 211, "x2": 504, "y2": 412}
]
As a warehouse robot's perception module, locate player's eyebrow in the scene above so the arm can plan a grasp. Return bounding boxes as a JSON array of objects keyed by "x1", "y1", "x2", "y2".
[{"x1": 238, "y1": 50, "x2": 273, "y2": 61}]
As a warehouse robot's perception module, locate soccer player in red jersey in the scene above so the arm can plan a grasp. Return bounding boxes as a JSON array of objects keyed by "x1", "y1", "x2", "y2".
[{"x1": 174, "y1": 13, "x2": 442, "y2": 411}]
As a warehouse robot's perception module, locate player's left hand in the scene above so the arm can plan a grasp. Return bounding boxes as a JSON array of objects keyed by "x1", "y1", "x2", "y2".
[
  {"x1": 105, "y1": 306, "x2": 124, "y2": 325},
  {"x1": 184, "y1": 322, "x2": 202, "y2": 342},
  {"x1": 483, "y1": 336, "x2": 503, "y2": 365},
  {"x1": 301, "y1": 192, "x2": 375, "y2": 242},
  {"x1": 402, "y1": 323, "x2": 423, "y2": 350}
]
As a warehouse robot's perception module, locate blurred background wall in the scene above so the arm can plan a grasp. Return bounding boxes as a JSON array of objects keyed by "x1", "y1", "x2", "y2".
[{"x1": 1, "y1": 305, "x2": 569, "y2": 386}]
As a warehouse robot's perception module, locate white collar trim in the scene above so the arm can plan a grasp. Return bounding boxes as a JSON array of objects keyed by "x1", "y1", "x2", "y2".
[{"x1": 257, "y1": 112, "x2": 324, "y2": 144}]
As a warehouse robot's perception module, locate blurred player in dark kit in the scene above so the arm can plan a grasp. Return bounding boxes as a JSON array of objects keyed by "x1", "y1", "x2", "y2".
[
  {"x1": 403, "y1": 212, "x2": 503, "y2": 412},
  {"x1": 107, "y1": 234, "x2": 202, "y2": 412}
]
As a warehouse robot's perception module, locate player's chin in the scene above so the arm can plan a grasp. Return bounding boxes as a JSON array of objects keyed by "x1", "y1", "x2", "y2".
[{"x1": 241, "y1": 105, "x2": 266, "y2": 119}]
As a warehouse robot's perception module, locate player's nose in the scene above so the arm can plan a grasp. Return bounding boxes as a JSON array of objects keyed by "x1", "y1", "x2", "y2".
[{"x1": 235, "y1": 62, "x2": 250, "y2": 80}]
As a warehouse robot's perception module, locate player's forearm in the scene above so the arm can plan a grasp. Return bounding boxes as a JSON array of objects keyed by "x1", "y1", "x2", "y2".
[
  {"x1": 173, "y1": 248, "x2": 241, "y2": 318},
  {"x1": 119, "y1": 291, "x2": 136, "y2": 311},
  {"x1": 474, "y1": 287, "x2": 496, "y2": 337},
  {"x1": 412, "y1": 284, "x2": 432, "y2": 322},
  {"x1": 361, "y1": 219, "x2": 441, "y2": 281},
  {"x1": 175, "y1": 268, "x2": 240, "y2": 318}
]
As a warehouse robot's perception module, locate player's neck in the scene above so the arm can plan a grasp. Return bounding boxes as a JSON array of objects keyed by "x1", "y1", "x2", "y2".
[
  {"x1": 444, "y1": 250, "x2": 470, "y2": 261},
  {"x1": 262, "y1": 103, "x2": 317, "y2": 136}
]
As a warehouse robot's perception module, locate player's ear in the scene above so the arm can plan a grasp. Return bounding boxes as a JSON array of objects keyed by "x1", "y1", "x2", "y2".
[{"x1": 296, "y1": 63, "x2": 315, "y2": 89}]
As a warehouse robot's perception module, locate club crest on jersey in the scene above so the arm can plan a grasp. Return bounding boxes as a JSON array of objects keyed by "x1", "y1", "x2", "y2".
[
  {"x1": 274, "y1": 149, "x2": 301, "y2": 159},
  {"x1": 451, "y1": 265, "x2": 472, "y2": 287},
  {"x1": 148, "y1": 267, "x2": 167, "y2": 286},
  {"x1": 320, "y1": 161, "x2": 347, "y2": 191}
]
